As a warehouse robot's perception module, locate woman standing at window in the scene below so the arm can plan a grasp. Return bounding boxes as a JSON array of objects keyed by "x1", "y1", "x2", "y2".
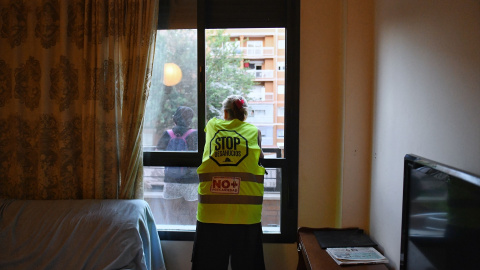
[{"x1": 191, "y1": 95, "x2": 265, "y2": 270}]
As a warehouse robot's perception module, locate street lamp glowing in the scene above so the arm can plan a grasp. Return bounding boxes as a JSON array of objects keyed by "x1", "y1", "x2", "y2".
[{"x1": 163, "y1": 63, "x2": 182, "y2": 86}]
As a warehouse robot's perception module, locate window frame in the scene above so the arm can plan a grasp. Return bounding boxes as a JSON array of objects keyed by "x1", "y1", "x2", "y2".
[{"x1": 144, "y1": 0, "x2": 299, "y2": 243}]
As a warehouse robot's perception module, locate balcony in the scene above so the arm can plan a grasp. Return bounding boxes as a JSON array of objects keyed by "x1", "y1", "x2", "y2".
[
  {"x1": 239, "y1": 47, "x2": 274, "y2": 58},
  {"x1": 246, "y1": 69, "x2": 274, "y2": 80}
]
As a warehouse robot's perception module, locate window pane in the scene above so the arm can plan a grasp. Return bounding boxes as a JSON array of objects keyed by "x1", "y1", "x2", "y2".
[
  {"x1": 143, "y1": 29, "x2": 198, "y2": 152},
  {"x1": 263, "y1": 167, "x2": 282, "y2": 233},
  {"x1": 145, "y1": 165, "x2": 281, "y2": 233},
  {"x1": 142, "y1": 0, "x2": 298, "y2": 242},
  {"x1": 277, "y1": 128, "x2": 284, "y2": 139},
  {"x1": 144, "y1": 166, "x2": 199, "y2": 231},
  {"x1": 205, "y1": 28, "x2": 285, "y2": 157}
]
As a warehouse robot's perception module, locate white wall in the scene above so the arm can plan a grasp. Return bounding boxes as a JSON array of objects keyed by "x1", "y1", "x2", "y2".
[{"x1": 371, "y1": 1, "x2": 480, "y2": 269}]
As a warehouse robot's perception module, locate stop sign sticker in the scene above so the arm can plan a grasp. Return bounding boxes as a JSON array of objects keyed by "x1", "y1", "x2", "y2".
[{"x1": 209, "y1": 130, "x2": 249, "y2": 166}]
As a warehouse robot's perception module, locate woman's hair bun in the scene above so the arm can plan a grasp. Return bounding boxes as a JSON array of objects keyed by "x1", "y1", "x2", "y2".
[{"x1": 222, "y1": 95, "x2": 248, "y2": 121}]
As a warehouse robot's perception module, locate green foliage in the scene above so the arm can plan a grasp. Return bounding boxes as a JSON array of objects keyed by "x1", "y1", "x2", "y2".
[{"x1": 205, "y1": 30, "x2": 254, "y2": 120}]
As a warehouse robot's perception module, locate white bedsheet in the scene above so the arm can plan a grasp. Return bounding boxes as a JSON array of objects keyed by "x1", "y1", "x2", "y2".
[{"x1": 0, "y1": 199, "x2": 166, "y2": 270}]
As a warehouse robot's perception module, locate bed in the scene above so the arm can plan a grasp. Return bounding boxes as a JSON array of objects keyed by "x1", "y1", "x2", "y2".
[{"x1": 0, "y1": 199, "x2": 166, "y2": 270}]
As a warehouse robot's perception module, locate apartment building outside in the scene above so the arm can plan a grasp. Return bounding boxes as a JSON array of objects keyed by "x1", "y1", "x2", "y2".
[{"x1": 223, "y1": 28, "x2": 286, "y2": 157}]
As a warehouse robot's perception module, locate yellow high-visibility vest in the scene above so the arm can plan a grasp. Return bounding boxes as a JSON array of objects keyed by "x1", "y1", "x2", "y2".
[{"x1": 197, "y1": 118, "x2": 266, "y2": 224}]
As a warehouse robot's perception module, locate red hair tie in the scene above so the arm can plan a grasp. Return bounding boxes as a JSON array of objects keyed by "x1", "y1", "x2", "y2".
[{"x1": 235, "y1": 98, "x2": 244, "y2": 109}]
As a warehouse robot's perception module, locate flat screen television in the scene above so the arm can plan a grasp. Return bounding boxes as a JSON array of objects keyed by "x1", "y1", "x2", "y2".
[{"x1": 400, "y1": 154, "x2": 480, "y2": 270}]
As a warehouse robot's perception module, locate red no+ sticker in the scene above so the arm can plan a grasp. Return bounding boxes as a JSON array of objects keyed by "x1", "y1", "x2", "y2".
[{"x1": 210, "y1": 176, "x2": 241, "y2": 194}]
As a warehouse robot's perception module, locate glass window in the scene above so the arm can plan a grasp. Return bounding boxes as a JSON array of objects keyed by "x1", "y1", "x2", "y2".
[
  {"x1": 143, "y1": 0, "x2": 299, "y2": 243},
  {"x1": 144, "y1": 166, "x2": 198, "y2": 230},
  {"x1": 262, "y1": 167, "x2": 281, "y2": 231},
  {"x1": 248, "y1": 85, "x2": 266, "y2": 101},
  {"x1": 143, "y1": 28, "x2": 200, "y2": 233},
  {"x1": 277, "y1": 128, "x2": 284, "y2": 139},
  {"x1": 247, "y1": 104, "x2": 274, "y2": 123},
  {"x1": 257, "y1": 125, "x2": 274, "y2": 146},
  {"x1": 246, "y1": 40, "x2": 263, "y2": 55},
  {"x1": 142, "y1": 0, "x2": 200, "y2": 236},
  {"x1": 144, "y1": 29, "x2": 198, "y2": 153}
]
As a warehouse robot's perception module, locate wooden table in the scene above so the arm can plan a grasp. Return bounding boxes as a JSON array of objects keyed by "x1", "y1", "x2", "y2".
[{"x1": 297, "y1": 227, "x2": 389, "y2": 270}]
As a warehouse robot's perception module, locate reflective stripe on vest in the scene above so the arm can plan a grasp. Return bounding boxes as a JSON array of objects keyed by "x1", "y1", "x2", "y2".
[{"x1": 199, "y1": 194, "x2": 263, "y2": 205}]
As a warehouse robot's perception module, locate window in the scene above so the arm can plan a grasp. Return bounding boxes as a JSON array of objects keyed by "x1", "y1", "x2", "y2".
[
  {"x1": 277, "y1": 128, "x2": 284, "y2": 139},
  {"x1": 248, "y1": 104, "x2": 274, "y2": 123},
  {"x1": 248, "y1": 85, "x2": 266, "y2": 101},
  {"x1": 257, "y1": 126, "x2": 274, "y2": 146},
  {"x1": 247, "y1": 40, "x2": 263, "y2": 55},
  {"x1": 278, "y1": 39, "x2": 285, "y2": 49},
  {"x1": 277, "y1": 61, "x2": 285, "y2": 71},
  {"x1": 278, "y1": 107, "x2": 285, "y2": 117},
  {"x1": 143, "y1": 0, "x2": 299, "y2": 243}
]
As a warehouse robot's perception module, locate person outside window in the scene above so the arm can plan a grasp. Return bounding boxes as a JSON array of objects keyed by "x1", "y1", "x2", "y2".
[{"x1": 156, "y1": 106, "x2": 198, "y2": 225}]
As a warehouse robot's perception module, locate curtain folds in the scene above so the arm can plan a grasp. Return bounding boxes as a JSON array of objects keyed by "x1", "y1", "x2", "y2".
[{"x1": 0, "y1": 0, "x2": 158, "y2": 199}]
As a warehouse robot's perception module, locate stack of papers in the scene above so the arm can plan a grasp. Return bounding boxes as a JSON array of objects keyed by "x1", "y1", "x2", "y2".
[{"x1": 326, "y1": 247, "x2": 389, "y2": 265}]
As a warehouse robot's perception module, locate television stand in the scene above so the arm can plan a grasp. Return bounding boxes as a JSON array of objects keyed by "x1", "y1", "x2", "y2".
[{"x1": 297, "y1": 227, "x2": 388, "y2": 270}]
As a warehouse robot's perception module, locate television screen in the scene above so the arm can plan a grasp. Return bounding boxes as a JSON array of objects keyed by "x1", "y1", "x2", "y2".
[{"x1": 401, "y1": 154, "x2": 480, "y2": 270}]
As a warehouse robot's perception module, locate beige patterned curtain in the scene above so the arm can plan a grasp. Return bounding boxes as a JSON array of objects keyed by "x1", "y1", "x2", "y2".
[{"x1": 0, "y1": 0, "x2": 158, "y2": 199}]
